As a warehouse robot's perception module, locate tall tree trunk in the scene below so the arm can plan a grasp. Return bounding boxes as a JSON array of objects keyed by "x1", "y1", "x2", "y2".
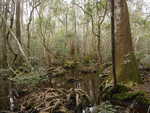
[
  {"x1": 111, "y1": 0, "x2": 117, "y2": 86},
  {"x1": 15, "y1": 0, "x2": 23, "y2": 66},
  {"x1": 27, "y1": 1, "x2": 40, "y2": 57},
  {"x1": 16, "y1": 0, "x2": 21, "y2": 43},
  {"x1": 0, "y1": 77, "x2": 10, "y2": 110},
  {"x1": 115, "y1": 0, "x2": 141, "y2": 83},
  {"x1": 97, "y1": 25, "x2": 103, "y2": 64},
  {"x1": 96, "y1": 1, "x2": 103, "y2": 64},
  {"x1": 1, "y1": 1, "x2": 8, "y2": 68}
]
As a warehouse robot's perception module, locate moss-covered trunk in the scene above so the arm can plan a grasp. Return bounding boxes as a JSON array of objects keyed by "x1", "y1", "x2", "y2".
[
  {"x1": 0, "y1": 77, "x2": 10, "y2": 110},
  {"x1": 114, "y1": 0, "x2": 141, "y2": 83}
]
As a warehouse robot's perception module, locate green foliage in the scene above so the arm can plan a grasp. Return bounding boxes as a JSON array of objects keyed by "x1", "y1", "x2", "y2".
[
  {"x1": 52, "y1": 31, "x2": 74, "y2": 56},
  {"x1": 112, "y1": 91, "x2": 145, "y2": 101},
  {"x1": 82, "y1": 56, "x2": 94, "y2": 64},
  {"x1": 84, "y1": 2, "x2": 93, "y2": 15},
  {"x1": 64, "y1": 59, "x2": 78, "y2": 69},
  {"x1": 102, "y1": 84, "x2": 150, "y2": 106},
  {"x1": 112, "y1": 90, "x2": 150, "y2": 106},
  {"x1": 98, "y1": 74, "x2": 112, "y2": 98},
  {"x1": 135, "y1": 51, "x2": 146, "y2": 61},
  {"x1": 65, "y1": 32, "x2": 76, "y2": 39},
  {"x1": 96, "y1": 102, "x2": 120, "y2": 113},
  {"x1": 136, "y1": 94, "x2": 150, "y2": 105},
  {"x1": 96, "y1": 0, "x2": 107, "y2": 10},
  {"x1": 11, "y1": 72, "x2": 48, "y2": 87},
  {"x1": 102, "y1": 84, "x2": 131, "y2": 100},
  {"x1": 140, "y1": 55, "x2": 150, "y2": 68}
]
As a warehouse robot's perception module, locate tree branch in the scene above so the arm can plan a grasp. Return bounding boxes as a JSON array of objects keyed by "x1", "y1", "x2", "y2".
[
  {"x1": 73, "y1": 3, "x2": 99, "y2": 37},
  {"x1": 0, "y1": 13, "x2": 30, "y2": 66}
]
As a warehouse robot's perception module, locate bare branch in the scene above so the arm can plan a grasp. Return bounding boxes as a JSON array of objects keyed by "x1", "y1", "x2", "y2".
[
  {"x1": 73, "y1": 3, "x2": 99, "y2": 37},
  {"x1": 0, "y1": 13, "x2": 30, "y2": 66}
]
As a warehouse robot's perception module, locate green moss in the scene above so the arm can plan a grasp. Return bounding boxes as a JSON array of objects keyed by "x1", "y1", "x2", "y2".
[
  {"x1": 83, "y1": 56, "x2": 91, "y2": 64},
  {"x1": 116, "y1": 52, "x2": 142, "y2": 84},
  {"x1": 136, "y1": 95, "x2": 150, "y2": 105},
  {"x1": 64, "y1": 60, "x2": 78, "y2": 69},
  {"x1": 102, "y1": 85, "x2": 150, "y2": 106},
  {"x1": 112, "y1": 84, "x2": 131, "y2": 93},
  {"x1": 102, "y1": 84, "x2": 131, "y2": 100},
  {"x1": 112, "y1": 91, "x2": 145, "y2": 101},
  {"x1": 11, "y1": 72, "x2": 48, "y2": 87}
]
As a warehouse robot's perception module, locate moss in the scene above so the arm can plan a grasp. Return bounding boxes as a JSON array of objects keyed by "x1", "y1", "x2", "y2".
[
  {"x1": 136, "y1": 95, "x2": 150, "y2": 105},
  {"x1": 112, "y1": 91, "x2": 145, "y2": 101},
  {"x1": 107, "y1": 84, "x2": 130, "y2": 95},
  {"x1": 82, "y1": 56, "x2": 91, "y2": 64},
  {"x1": 116, "y1": 52, "x2": 142, "y2": 84},
  {"x1": 64, "y1": 60, "x2": 78, "y2": 69},
  {"x1": 102, "y1": 84, "x2": 131, "y2": 100},
  {"x1": 102, "y1": 84, "x2": 150, "y2": 113},
  {"x1": 111, "y1": 84, "x2": 131, "y2": 93},
  {"x1": 103, "y1": 85, "x2": 150, "y2": 105}
]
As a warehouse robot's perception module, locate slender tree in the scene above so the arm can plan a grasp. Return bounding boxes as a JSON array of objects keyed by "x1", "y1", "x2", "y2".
[
  {"x1": 16, "y1": 0, "x2": 21, "y2": 43},
  {"x1": 110, "y1": 0, "x2": 117, "y2": 86},
  {"x1": 27, "y1": 1, "x2": 41, "y2": 56},
  {"x1": 15, "y1": 0, "x2": 23, "y2": 65},
  {"x1": 1, "y1": 0, "x2": 9, "y2": 68}
]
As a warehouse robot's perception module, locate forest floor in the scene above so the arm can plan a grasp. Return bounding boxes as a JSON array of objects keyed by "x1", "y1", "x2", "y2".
[
  {"x1": 16, "y1": 64, "x2": 150, "y2": 113},
  {"x1": 0, "y1": 62, "x2": 150, "y2": 113},
  {"x1": 134, "y1": 69, "x2": 150, "y2": 98}
]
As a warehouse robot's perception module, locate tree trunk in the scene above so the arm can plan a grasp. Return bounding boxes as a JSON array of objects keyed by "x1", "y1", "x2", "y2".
[
  {"x1": 96, "y1": 1, "x2": 103, "y2": 64},
  {"x1": 114, "y1": 0, "x2": 141, "y2": 83},
  {"x1": 97, "y1": 25, "x2": 103, "y2": 64},
  {"x1": 15, "y1": 0, "x2": 23, "y2": 66},
  {"x1": 16, "y1": 0, "x2": 21, "y2": 43},
  {"x1": 0, "y1": 77, "x2": 10, "y2": 110},
  {"x1": 1, "y1": 0, "x2": 8, "y2": 68},
  {"x1": 111, "y1": 0, "x2": 117, "y2": 86}
]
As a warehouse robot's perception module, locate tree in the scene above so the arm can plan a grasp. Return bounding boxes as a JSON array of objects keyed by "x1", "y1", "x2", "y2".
[
  {"x1": 27, "y1": 0, "x2": 41, "y2": 56},
  {"x1": 1, "y1": 0, "x2": 8, "y2": 68},
  {"x1": 74, "y1": 0, "x2": 107, "y2": 63},
  {"x1": 0, "y1": 77, "x2": 10, "y2": 110},
  {"x1": 16, "y1": 0, "x2": 21, "y2": 43},
  {"x1": 15, "y1": 0, "x2": 23, "y2": 65},
  {"x1": 114, "y1": 0, "x2": 141, "y2": 83},
  {"x1": 110, "y1": 0, "x2": 117, "y2": 86}
]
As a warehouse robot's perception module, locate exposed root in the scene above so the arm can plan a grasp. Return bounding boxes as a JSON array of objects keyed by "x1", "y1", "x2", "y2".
[{"x1": 20, "y1": 88, "x2": 90, "y2": 113}]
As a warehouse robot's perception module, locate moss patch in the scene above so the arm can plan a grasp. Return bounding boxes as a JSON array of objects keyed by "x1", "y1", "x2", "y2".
[
  {"x1": 103, "y1": 85, "x2": 150, "y2": 106},
  {"x1": 112, "y1": 91, "x2": 145, "y2": 101},
  {"x1": 102, "y1": 84, "x2": 131, "y2": 100},
  {"x1": 136, "y1": 94, "x2": 150, "y2": 105}
]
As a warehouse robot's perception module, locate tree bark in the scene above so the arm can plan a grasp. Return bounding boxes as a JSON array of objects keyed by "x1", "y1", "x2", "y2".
[
  {"x1": 27, "y1": 1, "x2": 41, "y2": 56},
  {"x1": 0, "y1": 77, "x2": 10, "y2": 110},
  {"x1": 111, "y1": 0, "x2": 117, "y2": 86},
  {"x1": 16, "y1": 0, "x2": 21, "y2": 43},
  {"x1": 114, "y1": 0, "x2": 141, "y2": 83},
  {"x1": 15, "y1": 0, "x2": 23, "y2": 66},
  {"x1": 1, "y1": 0, "x2": 8, "y2": 68}
]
